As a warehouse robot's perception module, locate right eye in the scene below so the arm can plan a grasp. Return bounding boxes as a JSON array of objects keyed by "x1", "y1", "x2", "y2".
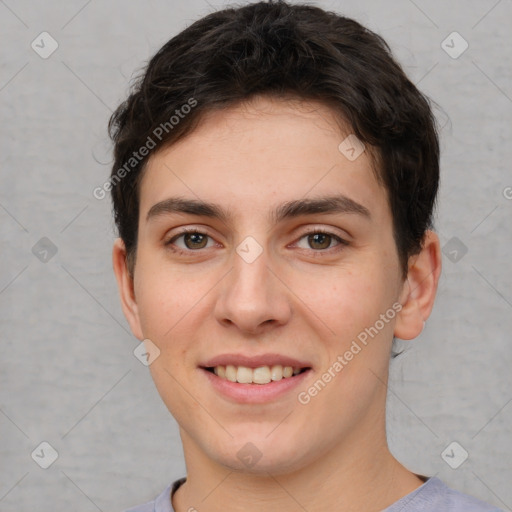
[{"x1": 166, "y1": 230, "x2": 217, "y2": 252}]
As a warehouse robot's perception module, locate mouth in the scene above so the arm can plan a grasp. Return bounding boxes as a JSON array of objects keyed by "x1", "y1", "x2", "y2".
[
  {"x1": 198, "y1": 354, "x2": 313, "y2": 403},
  {"x1": 203, "y1": 364, "x2": 310, "y2": 385}
]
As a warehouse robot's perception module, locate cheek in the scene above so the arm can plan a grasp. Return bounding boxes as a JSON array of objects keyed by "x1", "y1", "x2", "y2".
[
  {"x1": 134, "y1": 264, "x2": 204, "y2": 416},
  {"x1": 134, "y1": 253, "x2": 206, "y2": 340},
  {"x1": 287, "y1": 263, "x2": 391, "y2": 340}
]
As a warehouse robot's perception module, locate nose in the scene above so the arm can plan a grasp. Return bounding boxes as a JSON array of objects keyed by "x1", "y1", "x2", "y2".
[{"x1": 213, "y1": 245, "x2": 292, "y2": 335}]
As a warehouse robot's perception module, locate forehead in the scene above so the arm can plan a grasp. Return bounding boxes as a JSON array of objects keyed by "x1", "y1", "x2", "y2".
[{"x1": 139, "y1": 96, "x2": 389, "y2": 224}]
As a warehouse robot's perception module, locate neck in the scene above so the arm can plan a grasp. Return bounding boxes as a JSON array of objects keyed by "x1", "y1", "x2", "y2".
[{"x1": 173, "y1": 410, "x2": 423, "y2": 512}]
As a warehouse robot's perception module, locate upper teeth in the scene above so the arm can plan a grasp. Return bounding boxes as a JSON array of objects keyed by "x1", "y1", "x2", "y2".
[{"x1": 213, "y1": 365, "x2": 301, "y2": 384}]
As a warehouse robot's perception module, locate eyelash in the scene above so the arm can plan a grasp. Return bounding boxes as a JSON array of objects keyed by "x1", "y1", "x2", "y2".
[
  {"x1": 295, "y1": 228, "x2": 349, "y2": 255},
  {"x1": 164, "y1": 227, "x2": 348, "y2": 256}
]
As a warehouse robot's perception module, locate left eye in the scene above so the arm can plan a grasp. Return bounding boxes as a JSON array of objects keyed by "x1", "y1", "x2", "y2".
[{"x1": 295, "y1": 232, "x2": 344, "y2": 250}]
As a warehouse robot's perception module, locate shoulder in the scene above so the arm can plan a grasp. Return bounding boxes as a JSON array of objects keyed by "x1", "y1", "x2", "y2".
[
  {"x1": 123, "y1": 502, "x2": 155, "y2": 512},
  {"x1": 122, "y1": 482, "x2": 175, "y2": 512},
  {"x1": 384, "y1": 477, "x2": 503, "y2": 512}
]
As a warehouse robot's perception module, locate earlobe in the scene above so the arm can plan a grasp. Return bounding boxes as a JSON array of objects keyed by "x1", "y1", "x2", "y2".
[
  {"x1": 112, "y1": 238, "x2": 144, "y2": 340},
  {"x1": 394, "y1": 231, "x2": 442, "y2": 340}
]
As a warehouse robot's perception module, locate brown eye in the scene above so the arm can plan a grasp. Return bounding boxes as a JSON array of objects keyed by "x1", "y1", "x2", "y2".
[
  {"x1": 307, "y1": 233, "x2": 334, "y2": 250},
  {"x1": 183, "y1": 232, "x2": 208, "y2": 249},
  {"x1": 294, "y1": 230, "x2": 347, "y2": 252},
  {"x1": 166, "y1": 230, "x2": 215, "y2": 252}
]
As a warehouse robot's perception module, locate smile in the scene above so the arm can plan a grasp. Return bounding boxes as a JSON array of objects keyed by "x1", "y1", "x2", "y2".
[
  {"x1": 206, "y1": 365, "x2": 307, "y2": 384},
  {"x1": 199, "y1": 353, "x2": 313, "y2": 403}
]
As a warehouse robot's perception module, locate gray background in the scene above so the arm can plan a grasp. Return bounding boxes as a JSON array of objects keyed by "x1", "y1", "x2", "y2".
[{"x1": 1, "y1": 0, "x2": 511, "y2": 510}]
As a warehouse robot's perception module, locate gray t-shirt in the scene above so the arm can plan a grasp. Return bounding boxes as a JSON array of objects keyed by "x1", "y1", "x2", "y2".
[{"x1": 124, "y1": 476, "x2": 503, "y2": 512}]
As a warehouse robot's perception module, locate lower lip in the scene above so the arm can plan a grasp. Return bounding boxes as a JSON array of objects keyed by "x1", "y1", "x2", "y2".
[{"x1": 201, "y1": 368, "x2": 311, "y2": 404}]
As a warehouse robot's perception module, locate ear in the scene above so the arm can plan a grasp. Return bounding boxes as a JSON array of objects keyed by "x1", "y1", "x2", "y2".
[
  {"x1": 394, "y1": 230, "x2": 442, "y2": 340},
  {"x1": 112, "y1": 238, "x2": 144, "y2": 340}
]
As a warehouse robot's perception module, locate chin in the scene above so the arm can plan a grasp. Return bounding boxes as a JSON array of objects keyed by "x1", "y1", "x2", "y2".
[
  {"x1": 204, "y1": 427, "x2": 315, "y2": 476},
  {"x1": 218, "y1": 449, "x2": 308, "y2": 476}
]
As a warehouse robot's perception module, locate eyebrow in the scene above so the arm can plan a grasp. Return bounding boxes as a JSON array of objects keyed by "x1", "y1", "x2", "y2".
[{"x1": 145, "y1": 195, "x2": 371, "y2": 224}]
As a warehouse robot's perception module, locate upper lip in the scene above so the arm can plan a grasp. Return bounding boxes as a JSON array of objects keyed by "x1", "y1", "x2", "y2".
[{"x1": 200, "y1": 353, "x2": 312, "y2": 369}]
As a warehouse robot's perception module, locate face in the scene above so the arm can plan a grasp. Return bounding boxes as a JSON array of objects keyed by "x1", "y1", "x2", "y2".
[{"x1": 116, "y1": 96, "x2": 418, "y2": 475}]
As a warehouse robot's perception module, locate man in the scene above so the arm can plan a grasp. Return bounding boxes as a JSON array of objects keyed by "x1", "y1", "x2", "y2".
[{"x1": 109, "y1": 1, "x2": 501, "y2": 510}]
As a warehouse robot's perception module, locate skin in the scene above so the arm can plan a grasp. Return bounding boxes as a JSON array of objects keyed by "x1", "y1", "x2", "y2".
[{"x1": 113, "y1": 96, "x2": 441, "y2": 512}]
